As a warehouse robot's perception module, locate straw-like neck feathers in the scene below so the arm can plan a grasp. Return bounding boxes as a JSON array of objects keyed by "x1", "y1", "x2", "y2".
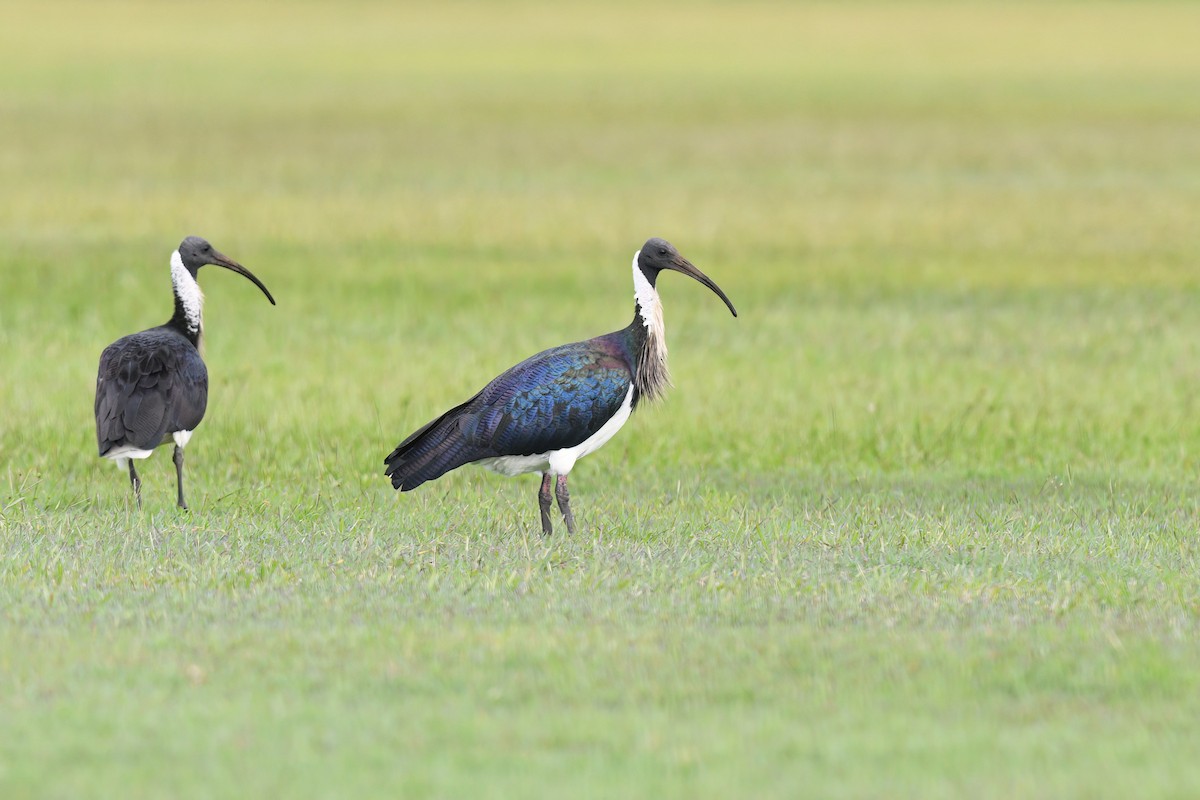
[
  {"x1": 169, "y1": 249, "x2": 204, "y2": 347},
  {"x1": 630, "y1": 251, "x2": 670, "y2": 403}
]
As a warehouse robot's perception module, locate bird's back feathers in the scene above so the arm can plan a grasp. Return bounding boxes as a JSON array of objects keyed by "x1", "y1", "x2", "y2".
[{"x1": 95, "y1": 326, "x2": 208, "y2": 456}]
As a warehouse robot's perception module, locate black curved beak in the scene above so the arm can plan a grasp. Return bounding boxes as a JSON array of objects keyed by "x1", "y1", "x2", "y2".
[
  {"x1": 668, "y1": 256, "x2": 737, "y2": 317},
  {"x1": 209, "y1": 251, "x2": 276, "y2": 306}
]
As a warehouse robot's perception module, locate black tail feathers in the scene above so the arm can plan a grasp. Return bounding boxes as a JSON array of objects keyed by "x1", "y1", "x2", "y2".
[{"x1": 384, "y1": 409, "x2": 480, "y2": 491}]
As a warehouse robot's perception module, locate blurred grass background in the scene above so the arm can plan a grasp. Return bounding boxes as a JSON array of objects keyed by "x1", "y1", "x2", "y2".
[{"x1": 2, "y1": 2, "x2": 1200, "y2": 797}]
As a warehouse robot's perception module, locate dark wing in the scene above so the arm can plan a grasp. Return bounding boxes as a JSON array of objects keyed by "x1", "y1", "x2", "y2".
[
  {"x1": 385, "y1": 340, "x2": 632, "y2": 490},
  {"x1": 470, "y1": 348, "x2": 631, "y2": 455},
  {"x1": 95, "y1": 329, "x2": 208, "y2": 456}
]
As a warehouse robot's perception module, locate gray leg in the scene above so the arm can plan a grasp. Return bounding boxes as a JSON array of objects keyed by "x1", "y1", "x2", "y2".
[
  {"x1": 538, "y1": 472, "x2": 554, "y2": 535},
  {"x1": 555, "y1": 474, "x2": 577, "y2": 535},
  {"x1": 173, "y1": 445, "x2": 188, "y2": 510},
  {"x1": 128, "y1": 460, "x2": 142, "y2": 509}
]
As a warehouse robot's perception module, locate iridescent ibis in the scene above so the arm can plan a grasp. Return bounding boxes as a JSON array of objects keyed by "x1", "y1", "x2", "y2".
[{"x1": 385, "y1": 237, "x2": 737, "y2": 534}]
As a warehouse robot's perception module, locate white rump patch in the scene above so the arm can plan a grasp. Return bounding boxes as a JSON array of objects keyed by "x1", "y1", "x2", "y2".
[
  {"x1": 480, "y1": 452, "x2": 551, "y2": 477},
  {"x1": 478, "y1": 385, "x2": 635, "y2": 478},
  {"x1": 106, "y1": 445, "x2": 154, "y2": 463}
]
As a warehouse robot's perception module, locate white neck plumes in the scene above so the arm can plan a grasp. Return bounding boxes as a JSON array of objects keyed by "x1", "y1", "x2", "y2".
[
  {"x1": 170, "y1": 250, "x2": 204, "y2": 335},
  {"x1": 632, "y1": 250, "x2": 671, "y2": 402}
]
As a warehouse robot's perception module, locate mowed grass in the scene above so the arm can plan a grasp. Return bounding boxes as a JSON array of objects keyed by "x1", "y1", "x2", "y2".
[{"x1": 2, "y1": 1, "x2": 1200, "y2": 796}]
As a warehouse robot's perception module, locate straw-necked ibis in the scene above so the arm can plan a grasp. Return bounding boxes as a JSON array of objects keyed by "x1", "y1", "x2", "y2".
[
  {"x1": 95, "y1": 236, "x2": 275, "y2": 509},
  {"x1": 384, "y1": 237, "x2": 737, "y2": 534}
]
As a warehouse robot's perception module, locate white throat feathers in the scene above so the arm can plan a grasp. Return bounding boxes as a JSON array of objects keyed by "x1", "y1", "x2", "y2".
[
  {"x1": 631, "y1": 250, "x2": 671, "y2": 402},
  {"x1": 170, "y1": 249, "x2": 204, "y2": 336}
]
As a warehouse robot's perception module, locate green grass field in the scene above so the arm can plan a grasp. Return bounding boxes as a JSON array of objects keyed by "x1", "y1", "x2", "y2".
[{"x1": 3, "y1": 1, "x2": 1200, "y2": 796}]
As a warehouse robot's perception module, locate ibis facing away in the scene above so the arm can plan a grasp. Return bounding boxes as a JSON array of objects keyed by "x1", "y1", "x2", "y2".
[
  {"x1": 95, "y1": 236, "x2": 275, "y2": 509},
  {"x1": 384, "y1": 237, "x2": 737, "y2": 534}
]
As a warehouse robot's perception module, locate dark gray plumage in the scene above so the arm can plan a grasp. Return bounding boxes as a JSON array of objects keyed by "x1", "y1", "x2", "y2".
[{"x1": 95, "y1": 236, "x2": 274, "y2": 509}]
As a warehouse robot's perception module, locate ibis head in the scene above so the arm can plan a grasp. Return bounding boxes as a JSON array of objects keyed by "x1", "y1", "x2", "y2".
[
  {"x1": 177, "y1": 236, "x2": 276, "y2": 305},
  {"x1": 637, "y1": 238, "x2": 737, "y2": 317}
]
